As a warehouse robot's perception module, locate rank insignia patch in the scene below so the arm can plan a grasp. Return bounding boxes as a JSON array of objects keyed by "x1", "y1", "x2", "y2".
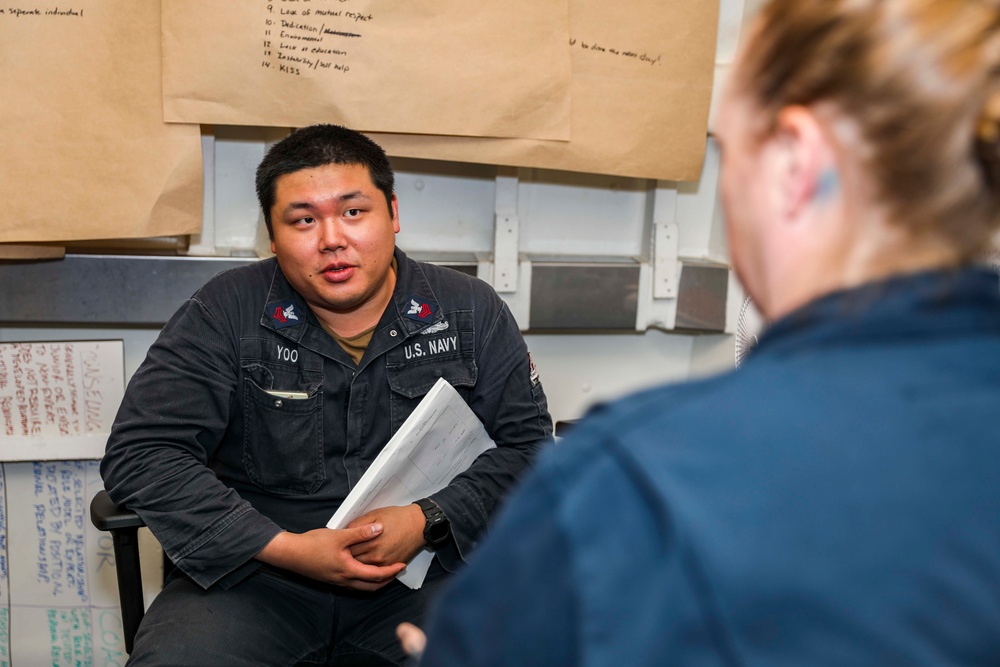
[
  {"x1": 268, "y1": 300, "x2": 303, "y2": 329},
  {"x1": 404, "y1": 296, "x2": 438, "y2": 323}
]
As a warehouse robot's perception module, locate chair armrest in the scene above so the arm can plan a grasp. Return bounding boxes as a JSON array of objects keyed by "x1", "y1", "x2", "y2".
[
  {"x1": 555, "y1": 420, "x2": 579, "y2": 437},
  {"x1": 90, "y1": 489, "x2": 146, "y2": 531},
  {"x1": 89, "y1": 489, "x2": 146, "y2": 654}
]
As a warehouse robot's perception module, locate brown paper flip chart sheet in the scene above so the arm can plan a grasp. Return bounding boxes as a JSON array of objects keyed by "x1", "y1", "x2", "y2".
[
  {"x1": 370, "y1": 0, "x2": 720, "y2": 182},
  {"x1": 161, "y1": 0, "x2": 572, "y2": 140},
  {"x1": 0, "y1": 245, "x2": 66, "y2": 261},
  {"x1": 0, "y1": 1, "x2": 202, "y2": 244}
]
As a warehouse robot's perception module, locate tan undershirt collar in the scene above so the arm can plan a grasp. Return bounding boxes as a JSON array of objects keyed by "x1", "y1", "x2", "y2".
[{"x1": 319, "y1": 256, "x2": 398, "y2": 365}]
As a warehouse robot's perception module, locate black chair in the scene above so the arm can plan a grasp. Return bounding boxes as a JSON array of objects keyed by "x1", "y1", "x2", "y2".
[
  {"x1": 555, "y1": 419, "x2": 579, "y2": 437},
  {"x1": 90, "y1": 490, "x2": 152, "y2": 654}
]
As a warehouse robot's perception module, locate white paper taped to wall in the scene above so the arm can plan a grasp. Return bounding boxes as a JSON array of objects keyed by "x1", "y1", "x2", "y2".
[
  {"x1": 0, "y1": 341, "x2": 124, "y2": 461},
  {"x1": 1, "y1": 460, "x2": 130, "y2": 665}
]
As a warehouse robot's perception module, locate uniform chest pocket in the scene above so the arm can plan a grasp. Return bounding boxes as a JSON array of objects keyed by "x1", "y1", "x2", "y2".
[
  {"x1": 242, "y1": 375, "x2": 325, "y2": 496},
  {"x1": 386, "y1": 353, "x2": 477, "y2": 432}
]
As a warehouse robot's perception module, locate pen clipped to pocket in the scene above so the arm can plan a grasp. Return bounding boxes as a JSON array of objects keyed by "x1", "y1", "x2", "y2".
[{"x1": 264, "y1": 389, "x2": 310, "y2": 400}]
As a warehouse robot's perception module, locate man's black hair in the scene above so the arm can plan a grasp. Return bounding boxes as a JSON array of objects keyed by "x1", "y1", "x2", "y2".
[{"x1": 255, "y1": 124, "x2": 395, "y2": 239}]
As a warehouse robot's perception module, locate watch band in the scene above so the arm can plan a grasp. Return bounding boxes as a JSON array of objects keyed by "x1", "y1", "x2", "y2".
[{"x1": 416, "y1": 497, "x2": 450, "y2": 551}]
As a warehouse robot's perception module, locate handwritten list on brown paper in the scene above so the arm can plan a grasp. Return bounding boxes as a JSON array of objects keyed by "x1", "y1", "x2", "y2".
[
  {"x1": 370, "y1": 0, "x2": 721, "y2": 182},
  {"x1": 0, "y1": 1, "x2": 202, "y2": 245},
  {"x1": 162, "y1": 0, "x2": 573, "y2": 140}
]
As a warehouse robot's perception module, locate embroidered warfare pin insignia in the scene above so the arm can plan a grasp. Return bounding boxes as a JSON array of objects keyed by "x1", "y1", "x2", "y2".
[
  {"x1": 268, "y1": 300, "x2": 303, "y2": 329},
  {"x1": 404, "y1": 296, "x2": 438, "y2": 323},
  {"x1": 419, "y1": 320, "x2": 450, "y2": 335}
]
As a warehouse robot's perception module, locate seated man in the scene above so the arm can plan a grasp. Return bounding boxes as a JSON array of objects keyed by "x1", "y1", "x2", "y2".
[{"x1": 101, "y1": 124, "x2": 552, "y2": 666}]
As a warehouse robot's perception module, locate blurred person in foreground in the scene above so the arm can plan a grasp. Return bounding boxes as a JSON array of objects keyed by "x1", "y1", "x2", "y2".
[{"x1": 407, "y1": 0, "x2": 1000, "y2": 664}]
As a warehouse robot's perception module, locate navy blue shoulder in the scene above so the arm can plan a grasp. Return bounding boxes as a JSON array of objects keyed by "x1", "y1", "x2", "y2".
[{"x1": 192, "y1": 257, "x2": 278, "y2": 303}]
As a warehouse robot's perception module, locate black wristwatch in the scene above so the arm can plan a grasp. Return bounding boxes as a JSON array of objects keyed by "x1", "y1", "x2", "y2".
[{"x1": 415, "y1": 498, "x2": 451, "y2": 551}]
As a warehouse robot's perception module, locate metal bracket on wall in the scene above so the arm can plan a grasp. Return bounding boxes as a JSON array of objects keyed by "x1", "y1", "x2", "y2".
[
  {"x1": 493, "y1": 167, "x2": 520, "y2": 293},
  {"x1": 654, "y1": 221, "x2": 680, "y2": 299},
  {"x1": 185, "y1": 131, "x2": 217, "y2": 256}
]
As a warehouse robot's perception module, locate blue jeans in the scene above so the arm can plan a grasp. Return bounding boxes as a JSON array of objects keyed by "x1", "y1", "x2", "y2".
[{"x1": 126, "y1": 560, "x2": 450, "y2": 666}]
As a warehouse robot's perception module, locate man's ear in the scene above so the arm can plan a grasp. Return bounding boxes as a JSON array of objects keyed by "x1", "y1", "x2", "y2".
[
  {"x1": 391, "y1": 194, "x2": 400, "y2": 233},
  {"x1": 772, "y1": 105, "x2": 838, "y2": 221}
]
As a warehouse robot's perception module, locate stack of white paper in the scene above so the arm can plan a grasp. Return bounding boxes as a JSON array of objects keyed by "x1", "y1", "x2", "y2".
[{"x1": 327, "y1": 377, "x2": 495, "y2": 588}]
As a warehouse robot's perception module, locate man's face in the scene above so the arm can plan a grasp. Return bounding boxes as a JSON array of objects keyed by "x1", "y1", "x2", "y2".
[{"x1": 269, "y1": 162, "x2": 400, "y2": 323}]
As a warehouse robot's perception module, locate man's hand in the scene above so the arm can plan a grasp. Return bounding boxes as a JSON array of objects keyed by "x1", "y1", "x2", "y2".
[
  {"x1": 347, "y1": 503, "x2": 426, "y2": 566},
  {"x1": 397, "y1": 622, "x2": 427, "y2": 658},
  {"x1": 256, "y1": 525, "x2": 406, "y2": 591}
]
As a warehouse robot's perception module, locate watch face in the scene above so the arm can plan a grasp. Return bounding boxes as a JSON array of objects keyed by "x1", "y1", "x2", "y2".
[{"x1": 427, "y1": 520, "x2": 450, "y2": 543}]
